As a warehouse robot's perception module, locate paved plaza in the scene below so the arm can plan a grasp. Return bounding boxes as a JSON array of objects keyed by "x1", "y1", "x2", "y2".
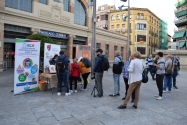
[{"x1": 0, "y1": 68, "x2": 187, "y2": 125}]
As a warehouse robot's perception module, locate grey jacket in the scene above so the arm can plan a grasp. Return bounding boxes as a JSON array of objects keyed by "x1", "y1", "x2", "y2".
[{"x1": 156, "y1": 58, "x2": 165, "y2": 75}]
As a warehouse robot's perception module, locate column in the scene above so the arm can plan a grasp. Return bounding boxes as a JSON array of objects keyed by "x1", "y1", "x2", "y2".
[
  {"x1": 0, "y1": 0, "x2": 5, "y2": 9},
  {"x1": 0, "y1": 23, "x2": 4, "y2": 72},
  {"x1": 69, "y1": 0, "x2": 74, "y2": 13},
  {"x1": 67, "y1": 35, "x2": 74, "y2": 59},
  {"x1": 31, "y1": 28, "x2": 40, "y2": 34}
]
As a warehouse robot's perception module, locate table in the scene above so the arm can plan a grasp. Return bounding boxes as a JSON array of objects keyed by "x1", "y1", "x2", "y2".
[{"x1": 40, "y1": 73, "x2": 63, "y2": 94}]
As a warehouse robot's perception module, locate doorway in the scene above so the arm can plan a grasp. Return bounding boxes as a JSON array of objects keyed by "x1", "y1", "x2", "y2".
[{"x1": 4, "y1": 43, "x2": 15, "y2": 68}]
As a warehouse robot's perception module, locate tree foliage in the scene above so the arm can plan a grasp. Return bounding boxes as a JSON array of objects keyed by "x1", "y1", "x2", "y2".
[{"x1": 26, "y1": 34, "x2": 54, "y2": 57}]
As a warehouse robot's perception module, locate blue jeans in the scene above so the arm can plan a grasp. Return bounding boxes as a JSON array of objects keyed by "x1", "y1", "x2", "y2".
[
  {"x1": 113, "y1": 74, "x2": 120, "y2": 94},
  {"x1": 172, "y1": 70, "x2": 178, "y2": 86},
  {"x1": 57, "y1": 70, "x2": 69, "y2": 93},
  {"x1": 163, "y1": 74, "x2": 172, "y2": 91}
]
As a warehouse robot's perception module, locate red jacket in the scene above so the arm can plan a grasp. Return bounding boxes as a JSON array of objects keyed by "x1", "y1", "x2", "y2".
[{"x1": 70, "y1": 63, "x2": 80, "y2": 77}]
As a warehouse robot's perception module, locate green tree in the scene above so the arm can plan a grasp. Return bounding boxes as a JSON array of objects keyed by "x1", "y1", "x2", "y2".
[{"x1": 26, "y1": 34, "x2": 54, "y2": 57}]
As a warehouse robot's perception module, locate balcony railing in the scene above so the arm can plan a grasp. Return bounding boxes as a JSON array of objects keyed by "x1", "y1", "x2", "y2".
[
  {"x1": 121, "y1": 28, "x2": 126, "y2": 33},
  {"x1": 116, "y1": 28, "x2": 120, "y2": 32},
  {"x1": 174, "y1": 26, "x2": 187, "y2": 32},
  {"x1": 136, "y1": 17, "x2": 147, "y2": 20},
  {"x1": 174, "y1": 7, "x2": 187, "y2": 13}
]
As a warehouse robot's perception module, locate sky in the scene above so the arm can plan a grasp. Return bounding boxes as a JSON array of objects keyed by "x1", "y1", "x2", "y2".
[{"x1": 97, "y1": 0, "x2": 177, "y2": 36}]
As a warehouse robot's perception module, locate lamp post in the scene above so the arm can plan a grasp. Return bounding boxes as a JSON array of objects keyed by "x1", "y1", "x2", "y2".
[
  {"x1": 119, "y1": 0, "x2": 130, "y2": 61},
  {"x1": 89, "y1": 0, "x2": 96, "y2": 78}
]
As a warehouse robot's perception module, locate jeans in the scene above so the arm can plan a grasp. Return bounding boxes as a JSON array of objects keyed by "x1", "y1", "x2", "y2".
[
  {"x1": 57, "y1": 70, "x2": 69, "y2": 93},
  {"x1": 163, "y1": 74, "x2": 172, "y2": 91},
  {"x1": 173, "y1": 70, "x2": 178, "y2": 86},
  {"x1": 123, "y1": 77, "x2": 135, "y2": 100},
  {"x1": 147, "y1": 65, "x2": 155, "y2": 79},
  {"x1": 95, "y1": 72, "x2": 103, "y2": 96},
  {"x1": 70, "y1": 76, "x2": 78, "y2": 90},
  {"x1": 82, "y1": 72, "x2": 90, "y2": 89},
  {"x1": 122, "y1": 80, "x2": 141, "y2": 106},
  {"x1": 113, "y1": 74, "x2": 121, "y2": 94},
  {"x1": 156, "y1": 74, "x2": 164, "y2": 97}
]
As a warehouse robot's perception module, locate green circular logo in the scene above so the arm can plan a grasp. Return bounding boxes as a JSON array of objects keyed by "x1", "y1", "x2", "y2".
[{"x1": 18, "y1": 74, "x2": 26, "y2": 82}]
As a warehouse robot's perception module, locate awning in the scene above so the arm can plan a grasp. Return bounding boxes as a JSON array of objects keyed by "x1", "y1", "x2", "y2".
[
  {"x1": 179, "y1": 41, "x2": 185, "y2": 47},
  {"x1": 172, "y1": 31, "x2": 185, "y2": 39}
]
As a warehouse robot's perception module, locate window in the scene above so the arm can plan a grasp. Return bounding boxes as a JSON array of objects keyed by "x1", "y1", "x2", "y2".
[
  {"x1": 122, "y1": 13, "x2": 126, "y2": 19},
  {"x1": 105, "y1": 44, "x2": 109, "y2": 59},
  {"x1": 141, "y1": 13, "x2": 144, "y2": 19},
  {"x1": 122, "y1": 24, "x2": 125, "y2": 28},
  {"x1": 101, "y1": 7, "x2": 104, "y2": 10},
  {"x1": 137, "y1": 35, "x2": 146, "y2": 43},
  {"x1": 54, "y1": 0, "x2": 58, "y2": 2},
  {"x1": 117, "y1": 14, "x2": 120, "y2": 20},
  {"x1": 39, "y1": 0, "x2": 47, "y2": 5},
  {"x1": 136, "y1": 23, "x2": 146, "y2": 30},
  {"x1": 121, "y1": 47, "x2": 124, "y2": 59},
  {"x1": 111, "y1": 15, "x2": 115, "y2": 20},
  {"x1": 114, "y1": 46, "x2": 118, "y2": 52},
  {"x1": 137, "y1": 47, "x2": 146, "y2": 55},
  {"x1": 74, "y1": 0, "x2": 86, "y2": 26},
  {"x1": 96, "y1": 43, "x2": 101, "y2": 50},
  {"x1": 63, "y1": 0, "x2": 70, "y2": 11},
  {"x1": 5, "y1": 0, "x2": 32, "y2": 13},
  {"x1": 101, "y1": 15, "x2": 105, "y2": 20},
  {"x1": 137, "y1": 13, "x2": 140, "y2": 19}
]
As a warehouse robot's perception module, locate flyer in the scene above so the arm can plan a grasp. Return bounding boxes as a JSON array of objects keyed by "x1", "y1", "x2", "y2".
[{"x1": 14, "y1": 39, "x2": 40, "y2": 95}]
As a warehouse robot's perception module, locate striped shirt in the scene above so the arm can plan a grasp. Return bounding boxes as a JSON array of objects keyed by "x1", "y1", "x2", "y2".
[
  {"x1": 146, "y1": 57, "x2": 153, "y2": 67},
  {"x1": 122, "y1": 60, "x2": 130, "y2": 79}
]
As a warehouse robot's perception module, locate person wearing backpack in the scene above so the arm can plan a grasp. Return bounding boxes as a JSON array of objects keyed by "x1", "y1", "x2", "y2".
[
  {"x1": 55, "y1": 50, "x2": 71, "y2": 96},
  {"x1": 93, "y1": 49, "x2": 107, "y2": 97},
  {"x1": 163, "y1": 55, "x2": 173, "y2": 93},
  {"x1": 78, "y1": 57, "x2": 91, "y2": 90},
  {"x1": 109, "y1": 51, "x2": 123, "y2": 97},
  {"x1": 69, "y1": 59, "x2": 80, "y2": 93}
]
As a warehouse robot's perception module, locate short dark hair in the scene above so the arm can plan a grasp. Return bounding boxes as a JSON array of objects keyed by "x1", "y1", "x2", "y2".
[
  {"x1": 157, "y1": 52, "x2": 163, "y2": 57},
  {"x1": 59, "y1": 50, "x2": 65, "y2": 55}
]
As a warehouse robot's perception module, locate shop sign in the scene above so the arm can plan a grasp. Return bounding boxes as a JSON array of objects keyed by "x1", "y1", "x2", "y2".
[{"x1": 40, "y1": 30, "x2": 68, "y2": 39}]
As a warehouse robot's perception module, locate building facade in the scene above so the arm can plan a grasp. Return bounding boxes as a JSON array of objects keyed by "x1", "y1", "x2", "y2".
[
  {"x1": 159, "y1": 20, "x2": 168, "y2": 50},
  {"x1": 173, "y1": 0, "x2": 187, "y2": 50},
  {"x1": 0, "y1": 0, "x2": 127, "y2": 70},
  {"x1": 109, "y1": 8, "x2": 167, "y2": 57},
  {"x1": 96, "y1": 4, "x2": 116, "y2": 30}
]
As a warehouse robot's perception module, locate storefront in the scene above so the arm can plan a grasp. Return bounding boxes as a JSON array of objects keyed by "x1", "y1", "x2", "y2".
[
  {"x1": 4, "y1": 24, "x2": 31, "y2": 68},
  {"x1": 73, "y1": 36, "x2": 87, "y2": 58}
]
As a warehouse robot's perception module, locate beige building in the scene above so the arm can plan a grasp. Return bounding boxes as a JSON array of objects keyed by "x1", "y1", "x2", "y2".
[
  {"x1": 110, "y1": 8, "x2": 160, "y2": 57},
  {"x1": 96, "y1": 4, "x2": 116, "y2": 30},
  {"x1": 0, "y1": 0, "x2": 127, "y2": 71}
]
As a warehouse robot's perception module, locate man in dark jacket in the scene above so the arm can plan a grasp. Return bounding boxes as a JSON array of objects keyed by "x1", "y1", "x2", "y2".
[
  {"x1": 109, "y1": 51, "x2": 122, "y2": 97},
  {"x1": 93, "y1": 49, "x2": 105, "y2": 97}
]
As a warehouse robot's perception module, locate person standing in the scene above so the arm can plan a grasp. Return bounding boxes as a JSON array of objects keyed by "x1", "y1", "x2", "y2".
[
  {"x1": 69, "y1": 59, "x2": 80, "y2": 93},
  {"x1": 121, "y1": 54, "x2": 135, "y2": 102},
  {"x1": 172, "y1": 55, "x2": 180, "y2": 89},
  {"x1": 49, "y1": 54, "x2": 58, "y2": 65},
  {"x1": 93, "y1": 49, "x2": 105, "y2": 97},
  {"x1": 109, "y1": 51, "x2": 122, "y2": 97},
  {"x1": 153, "y1": 52, "x2": 165, "y2": 100},
  {"x1": 56, "y1": 51, "x2": 71, "y2": 96},
  {"x1": 146, "y1": 54, "x2": 155, "y2": 80},
  {"x1": 163, "y1": 55, "x2": 173, "y2": 92},
  {"x1": 78, "y1": 57, "x2": 91, "y2": 91},
  {"x1": 118, "y1": 51, "x2": 143, "y2": 109}
]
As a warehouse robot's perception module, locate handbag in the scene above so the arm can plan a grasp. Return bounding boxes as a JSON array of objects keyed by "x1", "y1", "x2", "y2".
[{"x1": 151, "y1": 66, "x2": 157, "y2": 74}]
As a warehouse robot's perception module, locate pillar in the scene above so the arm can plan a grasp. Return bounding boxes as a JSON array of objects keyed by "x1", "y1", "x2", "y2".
[
  {"x1": 0, "y1": 23, "x2": 4, "y2": 72},
  {"x1": 0, "y1": 0, "x2": 5, "y2": 9},
  {"x1": 67, "y1": 34, "x2": 74, "y2": 59},
  {"x1": 70, "y1": 0, "x2": 74, "y2": 13}
]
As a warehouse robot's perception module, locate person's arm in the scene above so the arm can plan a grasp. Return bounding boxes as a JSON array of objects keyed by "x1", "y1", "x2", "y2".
[
  {"x1": 93, "y1": 57, "x2": 100, "y2": 72},
  {"x1": 127, "y1": 60, "x2": 134, "y2": 73}
]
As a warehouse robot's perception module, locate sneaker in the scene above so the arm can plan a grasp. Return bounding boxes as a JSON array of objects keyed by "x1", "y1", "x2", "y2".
[
  {"x1": 156, "y1": 96, "x2": 162, "y2": 100},
  {"x1": 109, "y1": 94, "x2": 117, "y2": 97},
  {"x1": 65, "y1": 92, "x2": 71, "y2": 96},
  {"x1": 173, "y1": 86, "x2": 178, "y2": 89},
  {"x1": 154, "y1": 95, "x2": 159, "y2": 97},
  {"x1": 163, "y1": 90, "x2": 166, "y2": 93},
  {"x1": 116, "y1": 93, "x2": 120, "y2": 96},
  {"x1": 74, "y1": 90, "x2": 77, "y2": 93},
  {"x1": 57, "y1": 92, "x2": 61, "y2": 96},
  {"x1": 69, "y1": 90, "x2": 73, "y2": 93},
  {"x1": 81, "y1": 88, "x2": 86, "y2": 91}
]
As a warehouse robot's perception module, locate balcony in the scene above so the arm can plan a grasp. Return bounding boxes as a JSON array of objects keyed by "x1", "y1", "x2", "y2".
[
  {"x1": 174, "y1": 16, "x2": 187, "y2": 26},
  {"x1": 116, "y1": 28, "x2": 120, "y2": 32},
  {"x1": 175, "y1": 0, "x2": 187, "y2": 8},
  {"x1": 174, "y1": 26, "x2": 187, "y2": 32},
  {"x1": 136, "y1": 17, "x2": 147, "y2": 20},
  {"x1": 175, "y1": 9, "x2": 187, "y2": 18},
  {"x1": 121, "y1": 28, "x2": 126, "y2": 33}
]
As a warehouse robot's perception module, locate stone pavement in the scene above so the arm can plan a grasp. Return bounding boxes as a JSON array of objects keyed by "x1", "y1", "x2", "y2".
[{"x1": 0, "y1": 68, "x2": 187, "y2": 125}]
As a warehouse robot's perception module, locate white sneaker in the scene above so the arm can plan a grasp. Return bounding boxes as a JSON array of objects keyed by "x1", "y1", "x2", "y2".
[
  {"x1": 154, "y1": 95, "x2": 159, "y2": 97},
  {"x1": 163, "y1": 90, "x2": 166, "y2": 93},
  {"x1": 74, "y1": 90, "x2": 77, "y2": 93},
  {"x1": 81, "y1": 88, "x2": 86, "y2": 91},
  {"x1": 166, "y1": 90, "x2": 168, "y2": 92},
  {"x1": 65, "y1": 92, "x2": 71, "y2": 96},
  {"x1": 69, "y1": 90, "x2": 73, "y2": 94},
  {"x1": 57, "y1": 92, "x2": 61, "y2": 96},
  {"x1": 156, "y1": 96, "x2": 162, "y2": 100}
]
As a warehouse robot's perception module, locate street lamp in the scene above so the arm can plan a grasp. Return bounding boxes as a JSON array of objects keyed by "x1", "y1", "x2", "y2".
[
  {"x1": 88, "y1": 0, "x2": 96, "y2": 78},
  {"x1": 119, "y1": 0, "x2": 130, "y2": 61}
]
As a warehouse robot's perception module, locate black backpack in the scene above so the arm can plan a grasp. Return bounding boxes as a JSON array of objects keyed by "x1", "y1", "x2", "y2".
[
  {"x1": 117, "y1": 57, "x2": 124, "y2": 73},
  {"x1": 101, "y1": 56, "x2": 110, "y2": 71},
  {"x1": 82, "y1": 58, "x2": 92, "y2": 68},
  {"x1": 142, "y1": 68, "x2": 148, "y2": 83},
  {"x1": 56, "y1": 57, "x2": 66, "y2": 73}
]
